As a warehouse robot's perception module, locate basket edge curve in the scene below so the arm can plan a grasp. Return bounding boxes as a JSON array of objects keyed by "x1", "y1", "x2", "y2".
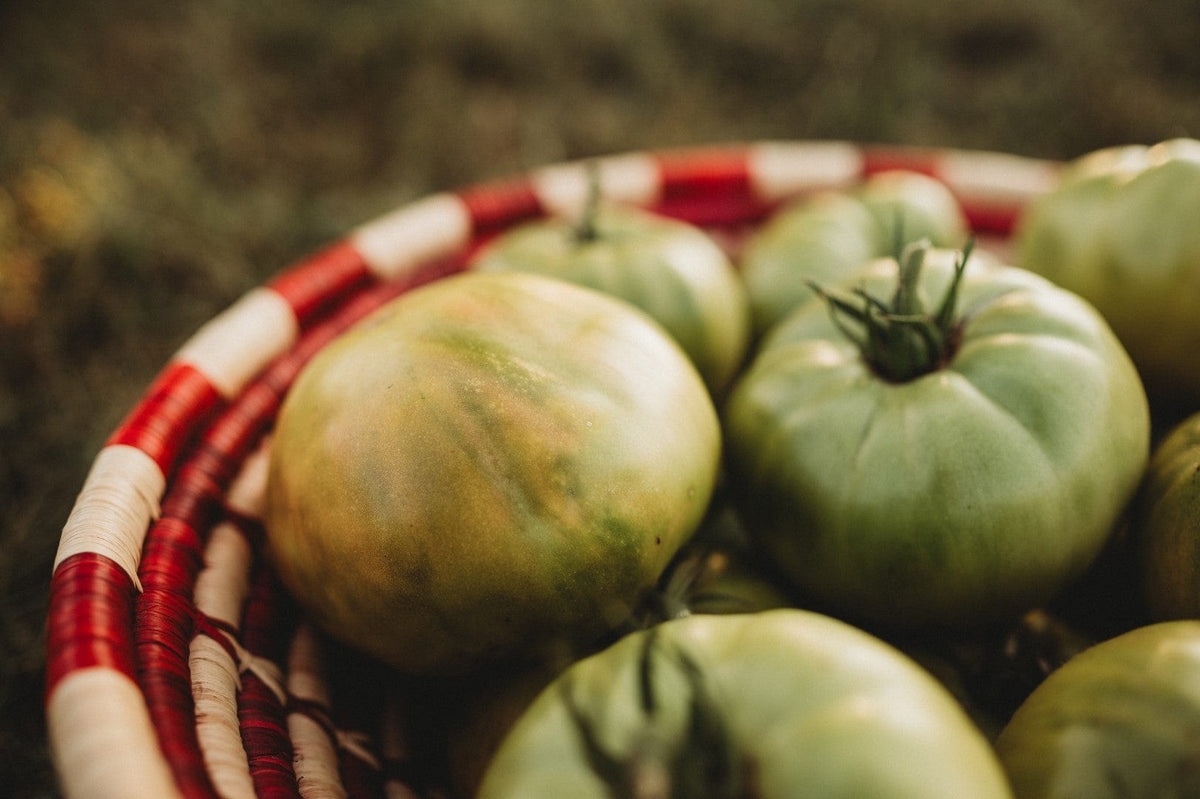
[{"x1": 43, "y1": 140, "x2": 1058, "y2": 799}]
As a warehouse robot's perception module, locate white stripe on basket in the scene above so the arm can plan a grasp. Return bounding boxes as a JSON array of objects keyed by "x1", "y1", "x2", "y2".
[
  {"x1": 287, "y1": 624, "x2": 346, "y2": 799},
  {"x1": 53, "y1": 444, "x2": 165, "y2": 586},
  {"x1": 748, "y1": 140, "x2": 865, "y2": 203},
  {"x1": 190, "y1": 441, "x2": 283, "y2": 799},
  {"x1": 194, "y1": 521, "x2": 254, "y2": 628},
  {"x1": 350, "y1": 192, "x2": 473, "y2": 282},
  {"x1": 48, "y1": 667, "x2": 184, "y2": 799},
  {"x1": 937, "y1": 149, "x2": 1062, "y2": 209},
  {"x1": 531, "y1": 151, "x2": 661, "y2": 218},
  {"x1": 211, "y1": 440, "x2": 289, "y2": 702},
  {"x1": 174, "y1": 287, "x2": 301, "y2": 400},
  {"x1": 191, "y1": 634, "x2": 255, "y2": 799}
]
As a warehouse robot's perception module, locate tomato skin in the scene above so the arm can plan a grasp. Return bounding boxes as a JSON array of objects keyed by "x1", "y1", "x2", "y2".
[
  {"x1": 740, "y1": 191, "x2": 877, "y2": 338},
  {"x1": 857, "y1": 169, "x2": 972, "y2": 255},
  {"x1": 722, "y1": 249, "x2": 1150, "y2": 629},
  {"x1": 471, "y1": 205, "x2": 751, "y2": 396},
  {"x1": 1131, "y1": 410, "x2": 1200, "y2": 620},
  {"x1": 434, "y1": 506, "x2": 796, "y2": 799},
  {"x1": 477, "y1": 609, "x2": 1013, "y2": 798},
  {"x1": 1014, "y1": 138, "x2": 1200, "y2": 405},
  {"x1": 264, "y1": 271, "x2": 721, "y2": 674},
  {"x1": 995, "y1": 621, "x2": 1200, "y2": 798},
  {"x1": 740, "y1": 170, "x2": 968, "y2": 338}
]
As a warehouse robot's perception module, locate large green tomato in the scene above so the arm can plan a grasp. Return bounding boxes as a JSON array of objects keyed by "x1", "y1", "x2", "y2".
[
  {"x1": 723, "y1": 245, "x2": 1150, "y2": 629},
  {"x1": 1014, "y1": 138, "x2": 1200, "y2": 407},
  {"x1": 477, "y1": 609, "x2": 1013, "y2": 798},
  {"x1": 995, "y1": 620, "x2": 1200, "y2": 798},
  {"x1": 740, "y1": 170, "x2": 969, "y2": 338},
  {"x1": 471, "y1": 204, "x2": 751, "y2": 396},
  {"x1": 265, "y1": 271, "x2": 721, "y2": 674},
  {"x1": 1130, "y1": 410, "x2": 1200, "y2": 621}
]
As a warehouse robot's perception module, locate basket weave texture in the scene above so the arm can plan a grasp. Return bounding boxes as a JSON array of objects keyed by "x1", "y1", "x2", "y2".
[{"x1": 44, "y1": 141, "x2": 1060, "y2": 799}]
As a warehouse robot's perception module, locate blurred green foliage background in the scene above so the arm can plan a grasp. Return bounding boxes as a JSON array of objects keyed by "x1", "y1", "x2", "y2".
[{"x1": 3, "y1": 1, "x2": 1199, "y2": 796}]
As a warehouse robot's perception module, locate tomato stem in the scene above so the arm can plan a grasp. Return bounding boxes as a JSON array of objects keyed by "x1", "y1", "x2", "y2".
[
  {"x1": 574, "y1": 159, "x2": 603, "y2": 243},
  {"x1": 807, "y1": 239, "x2": 974, "y2": 382},
  {"x1": 559, "y1": 628, "x2": 753, "y2": 799}
]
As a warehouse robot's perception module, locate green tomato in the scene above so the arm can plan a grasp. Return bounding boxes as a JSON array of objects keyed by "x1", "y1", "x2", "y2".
[
  {"x1": 722, "y1": 245, "x2": 1150, "y2": 629},
  {"x1": 471, "y1": 204, "x2": 751, "y2": 396},
  {"x1": 477, "y1": 609, "x2": 1013, "y2": 798},
  {"x1": 995, "y1": 620, "x2": 1200, "y2": 798},
  {"x1": 265, "y1": 271, "x2": 721, "y2": 674},
  {"x1": 739, "y1": 191, "x2": 878, "y2": 339},
  {"x1": 1131, "y1": 410, "x2": 1200, "y2": 621},
  {"x1": 1015, "y1": 138, "x2": 1200, "y2": 407},
  {"x1": 858, "y1": 169, "x2": 972, "y2": 255},
  {"x1": 740, "y1": 170, "x2": 968, "y2": 338}
]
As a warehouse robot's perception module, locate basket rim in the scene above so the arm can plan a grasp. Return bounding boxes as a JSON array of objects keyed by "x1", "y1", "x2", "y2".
[{"x1": 44, "y1": 139, "x2": 1061, "y2": 799}]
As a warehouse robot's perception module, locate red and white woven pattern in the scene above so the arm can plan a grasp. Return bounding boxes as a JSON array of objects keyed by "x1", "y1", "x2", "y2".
[{"x1": 44, "y1": 141, "x2": 1060, "y2": 799}]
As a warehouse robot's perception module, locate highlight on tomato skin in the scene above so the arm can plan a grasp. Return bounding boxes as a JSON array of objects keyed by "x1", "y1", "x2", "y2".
[
  {"x1": 398, "y1": 502, "x2": 801, "y2": 799},
  {"x1": 721, "y1": 240, "x2": 1151, "y2": 634},
  {"x1": 470, "y1": 198, "x2": 752, "y2": 399},
  {"x1": 1129, "y1": 408, "x2": 1200, "y2": 622},
  {"x1": 1013, "y1": 137, "x2": 1200, "y2": 412},
  {"x1": 476, "y1": 609, "x2": 1014, "y2": 799},
  {"x1": 995, "y1": 620, "x2": 1200, "y2": 799},
  {"x1": 248, "y1": 141, "x2": 1200, "y2": 799},
  {"x1": 263, "y1": 270, "x2": 723, "y2": 677},
  {"x1": 738, "y1": 169, "x2": 969, "y2": 339}
]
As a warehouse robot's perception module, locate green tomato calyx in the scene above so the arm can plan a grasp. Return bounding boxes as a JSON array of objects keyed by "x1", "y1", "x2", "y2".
[
  {"x1": 560, "y1": 628, "x2": 753, "y2": 799},
  {"x1": 807, "y1": 239, "x2": 974, "y2": 382}
]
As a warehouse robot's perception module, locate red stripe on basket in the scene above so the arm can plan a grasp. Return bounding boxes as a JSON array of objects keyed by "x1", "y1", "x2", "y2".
[
  {"x1": 458, "y1": 178, "x2": 545, "y2": 236},
  {"x1": 108, "y1": 362, "x2": 224, "y2": 475},
  {"x1": 44, "y1": 552, "x2": 138, "y2": 697},
  {"x1": 240, "y1": 680, "x2": 300, "y2": 799},
  {"x1": 240, "y1": 567, "x2": 301, "y2": 799},
  {"x1": 962, "y1": 203, "x2": 1022, "y2": 237},
  {"x1": 132, "y1": 405, "x2": 280, "y2": 797},
  {"x1": 136, "y1": 518, "x2": 215, "y2": 799},
  {"x1": 192, "y1": 613, "x2": 241, "y2": 663},
  {"x1": 132, "y1": 368, "x2": 289, "y2": 798},
  {"x1": 656, "y1": 147, "x2": 768, "y2": 226},
  {"x1": 131, "y1": 279, "x2": 417, "y2": 799},
  {"x1": 267, "y1": 240, "x2": 374, "y2": 328},
  {"x1": 260, "y1": 273, "x2": 422, "y2": 397},
  {"x1": 860, "y1": 147, "x2": 1023, "y2": 236},
  {"x1": 861, "y1": 147, "x2": 942, "y2": 178},
  {"x1": 155, "y1": 394, "x2": 282, "y2": 536}
]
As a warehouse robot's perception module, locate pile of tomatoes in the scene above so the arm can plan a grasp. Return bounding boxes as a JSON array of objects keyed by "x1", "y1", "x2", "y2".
[{"x1": 264, "y1": 140, "x2": 1200, "y2": 798}]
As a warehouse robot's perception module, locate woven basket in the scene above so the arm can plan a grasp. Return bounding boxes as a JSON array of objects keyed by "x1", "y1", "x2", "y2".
[{"x1": 44, "y1": 141, "x2": 1062, "y2": 799}]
